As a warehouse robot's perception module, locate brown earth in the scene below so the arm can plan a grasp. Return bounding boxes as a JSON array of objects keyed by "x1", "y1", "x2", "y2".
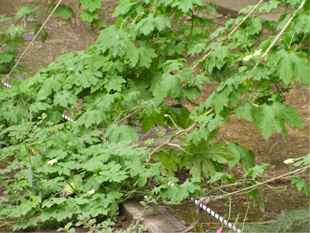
[{"x1": 0, "y1": 0, "x2": 96, "y2": 74}]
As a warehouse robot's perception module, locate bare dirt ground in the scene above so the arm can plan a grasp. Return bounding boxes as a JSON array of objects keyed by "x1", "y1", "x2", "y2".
[
  {"x1": 0, "y1": 0, "x2": 309, "y2": 232},
  {"x1": 0, "y1": 0, "x2": 97, "y2": 74},
  {"x1": 0, "y1": 0, "x2": 119, "y2": 75}
]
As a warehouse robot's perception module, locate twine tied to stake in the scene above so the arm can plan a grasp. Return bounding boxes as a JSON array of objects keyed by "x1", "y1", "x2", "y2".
[{"x1": 191, "y1": 198, "x2": 242, "y2": 233}]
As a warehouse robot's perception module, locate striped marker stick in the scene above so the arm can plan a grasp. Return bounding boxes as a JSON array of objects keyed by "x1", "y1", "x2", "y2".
[{"x1": 192, "y1": 198, "x2": 242, "y2": 233}]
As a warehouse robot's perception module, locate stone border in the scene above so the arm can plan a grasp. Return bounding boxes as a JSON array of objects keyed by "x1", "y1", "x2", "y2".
[
  {"x1": 209, "y1": 0, "x2": 284, "y2": 21},
  {"x1": 123, "y1": 201, "x2": 191, "y2": 233}
]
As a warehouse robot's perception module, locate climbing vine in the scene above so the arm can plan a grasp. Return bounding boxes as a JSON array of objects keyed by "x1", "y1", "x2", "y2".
[{"x1": 0, "y1": 0, "x2": 309, "y2": 231}]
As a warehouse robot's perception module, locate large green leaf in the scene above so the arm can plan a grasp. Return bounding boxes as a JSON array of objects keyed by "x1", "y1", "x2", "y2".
[{"x1": 276, "y1": 50, "x2": 310, "y2": 85}]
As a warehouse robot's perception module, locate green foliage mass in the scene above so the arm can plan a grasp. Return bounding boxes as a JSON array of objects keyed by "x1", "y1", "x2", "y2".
[
  {"x1": 0, "y1": 22, "x2": 24, "y2": 74},
  {"x1": 78, "y1": 0, "x2": 103, "y2": 25},
  {"x1": 0, "y1": 0, "x2": 309, "y2": 231},
  {"x1": 244, "y1": 208, "x2": 310, "y2": 233}
]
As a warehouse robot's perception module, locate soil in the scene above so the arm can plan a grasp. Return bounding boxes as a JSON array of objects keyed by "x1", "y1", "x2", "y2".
[
  {"x1": 0, "y1": 0, "x2": 97, "y2": 75},
  {"x1": 0, "y1": 0, "x2": 309, "y2": 232}
]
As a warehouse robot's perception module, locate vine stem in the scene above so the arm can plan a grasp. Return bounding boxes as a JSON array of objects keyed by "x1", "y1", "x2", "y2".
[
  {"x1": 261, "y1": 0, "x2": 306, "y2": 58},
  {"x1": 148, "y1": 123, "x2": 196, "y2": 160},
  {"x1": 192, "y1": 0, "x2": 264, "y2": 70},
  {"x1": 148, "y1": 107, "x2": 215, "y2": 159},
  {"x1": 228, "y1": 0, "x2": 264, "y2": 37},
  {"x1": 204, "y1": 165, "x2": 309, "y2": 201},
  {"x1": 7, "y1": 0, "x2": 64, "y2": 77},
  {"x1": 241, "y1": 202, "x2": 250, "y2": 232}
]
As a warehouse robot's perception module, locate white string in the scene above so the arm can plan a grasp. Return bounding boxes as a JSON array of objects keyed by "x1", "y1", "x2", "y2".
[
  {"x1": 1, "y1": 0, "x2": 70, "y2": 120},
  {"x1": 7, "y1": 0, "x2": 64, "y2": 77}
]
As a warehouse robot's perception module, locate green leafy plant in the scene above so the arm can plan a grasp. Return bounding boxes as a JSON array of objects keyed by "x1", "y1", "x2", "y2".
[
  {"x1": 54, "y1": 4, "x2": 75, "y2": 21},
  {"x1": 244, "y1": 208, "x2": 310, "y2": 233},
  {"x1": 0, "y1": 0, "x2": 309, "y2": 231},
  {"x1": 284, "y1": 154, "x2": 310, "y2": 196},
  {"x1": 0, "y1": 3, "x2": 41, "y2": 75},
  {"x1": 15, "y1": 5, "x2": 36, "y2": 21},
  {"x1": 0, "y1": 24, "x2": 24, "y2": 74},
  {"x1": 78, "y1": 0, "x2": 103, "y2": 25},
  {"x1": 50, "y1": 1, "x2": 103, "y2": 26}
]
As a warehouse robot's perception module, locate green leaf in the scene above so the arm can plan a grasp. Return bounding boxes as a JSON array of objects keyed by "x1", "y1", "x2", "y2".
[
  {"x1": 15, "y1": 5, "x2": 35, "y2": 19},
  {"x1": 157, "y1": 151, "x2": 179, "y2": 174},
  {"x1": 136, "y1": 15, "x2": 170, "y2": 35},
  {"x1": 204, "y1": 44, "x2": 229, "y2": 73},
  {"x1": 226, "y1": 143, "x2": 255, "y2": 172},
  {"x1": 240, "y1": 147, "x2": 255, "y2": 170},
  {"x1": 54, "y1": 91, "x2": 77, "y2": 108},
  {"x1": 246, "y1": 163, "x2": 268, "y2": 179},
  {"x1": 0, "y1": 53, "x2": 14, "y2": 64},
  {"x1": 99, "y1": 162, "x2": 128, "y2": 183},
  {"x1": 246, "y1": 18, "x2": 262, "y2": 36},
  {"x1": 6, "y1": 25, "x2": 24, "y2": 39},
  {"x1": 80, "y1": 0, "x2": 102, "y2": 12},
  {"x1": 105, "y1": 75, "x2": 126, "y2": 92},
  {"x1": 208, "y1": 143, "x2": 231, "y2": 165},
  {"x1": 159, "y1": 179, "x2": 199, "y2": 203},
  {"x1": 54, "y1": 4, "x2": 74, "y2": 20},
  {"x1": 212, "y1": 90, "x2": 229, "y2": 114},
  {"x1": 283, "y1": 0, "x2": 302, "y2": 7},
  {"x1": 173, "y1": 0, "x2": 203, "y2": 13},
  {"x1": 258, "y1": 0, "x2": 280, "y2": 13},
  {"x1": 29, "y1": 102, "x2": 51, "y2": 113},
  {"x1": 78, "y1": 110, "x2": 102, "y2": 128},
  {"x1": 82, "y1": 158, "x2": 104, "y2": 171},
  {"x1": 277, "y1": 50, "x2": 294, "y2": 85},
  {"x1": 42, "y1": 197, "x2": 66, "y2": 208},
  {"x1": 113, "y1": 0, "x2": 135, "y2": 17},
  {"x1": 136, "y1": 15, "x2": 155, "y2": 35},
  {"x1": 294, "y1": 154, "x2": 310, "y2": 167},
  {"x1": 291, "y1": 176, "x2": 310, "y2": 196},
  {"x1": 208, "y1": 172, "x2": 232, "y2": 183},
  {"x1": 294, "y1": 13, "x2": 310, "y2": 34},
  {"x1": 80, "y1": 11, "x2": 97, "y2": 23},
  {"x1": 188, "y1": 42, "x2": 207, "y2": 55},
  {"x1": 253, "y1": 104, "x2": 279, "y2": 139},
  {"x1": 153, "y1": 74, "x2": 180, "y2": 102},
  {"x1": 126, "y1": 42, "x2": 139, "y2": 67},
  {"x1": 138, "y1": 44, "x2": 157, "y2": 68},
  {"x1": 154, "y1": 15, "x2": 171, "y2": 31},
  {"x1": 235, "y1": 102, "x2": 254, "y2": 122},
  {"x1": 106, "y1": 124, "x2": 138, "y2": 144},
  {"x1": 277, "y1": 50, "x2": 310, "y2": 85},
  {"x1": 37, "y1": 78, "x2": 61, "y2": 100},
  {"x1": 97, "y1": 26, "x2": 139, "y2": 65},
  {"x1": 279, "y1": 104, "x2": 304, "y2": 129},
  {"x1": 253, "y1": 102, "x2": 303, "y2": 139}
]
